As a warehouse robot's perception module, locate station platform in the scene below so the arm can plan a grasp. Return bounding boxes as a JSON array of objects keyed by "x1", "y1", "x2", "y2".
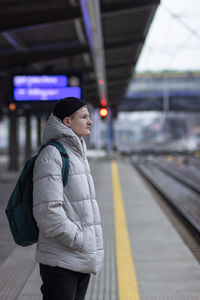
[{"x1": 0, "y1": 151, "x2": 200, "y2": 300}]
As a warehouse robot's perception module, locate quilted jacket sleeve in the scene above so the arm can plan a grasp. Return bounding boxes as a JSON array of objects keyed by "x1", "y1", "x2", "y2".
[{"x1": 32, "y1": 145, "x2": 83, "y2": 250}]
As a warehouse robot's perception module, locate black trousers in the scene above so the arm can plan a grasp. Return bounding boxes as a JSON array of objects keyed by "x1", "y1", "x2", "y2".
[{"x1": 39, "y1": 263, "x2": 90, "y2": 300}]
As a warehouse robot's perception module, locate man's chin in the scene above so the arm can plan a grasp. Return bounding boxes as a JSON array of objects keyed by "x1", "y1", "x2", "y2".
[
  {"x1": 82, "y1": 130, "x2": 90, "y2": 137},
  {"x1": 86, "y1": 129, "x2": 91, "y2": 136}
]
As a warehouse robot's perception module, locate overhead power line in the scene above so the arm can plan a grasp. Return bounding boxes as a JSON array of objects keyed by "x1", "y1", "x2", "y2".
[{"x1": 163, "y1": 5, "x2": 200, "y2": 41}]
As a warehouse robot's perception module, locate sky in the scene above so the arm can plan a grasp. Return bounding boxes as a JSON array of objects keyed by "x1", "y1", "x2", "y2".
[{"x1": 135, "y1": 0, "x2": 200, "y2": 72}]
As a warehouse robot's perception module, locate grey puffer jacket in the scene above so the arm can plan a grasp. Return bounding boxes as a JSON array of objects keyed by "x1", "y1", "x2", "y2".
[{"x1": 33, "y1": 114, "x2": 104, "y2": 274}]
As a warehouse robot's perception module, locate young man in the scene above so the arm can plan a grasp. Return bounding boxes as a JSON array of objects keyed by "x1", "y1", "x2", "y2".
[{"x1": 33, "y1": 97, "x2": 104, "y2": 300}]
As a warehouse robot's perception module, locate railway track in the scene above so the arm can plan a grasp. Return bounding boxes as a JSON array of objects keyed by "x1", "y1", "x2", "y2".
[{"x1": 132, "y1": 157, "x2": 200, "y2": 242}]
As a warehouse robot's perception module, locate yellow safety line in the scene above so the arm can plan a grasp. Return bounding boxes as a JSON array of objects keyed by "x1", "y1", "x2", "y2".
[{"x1": 111, "y1": 161, "x2": 140, "y2": 300}]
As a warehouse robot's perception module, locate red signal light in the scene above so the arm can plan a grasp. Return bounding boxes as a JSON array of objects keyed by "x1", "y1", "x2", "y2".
[
  {"x1": 98, "y1": 78, "x2": 104, "y2": 85},
  {"x1": 99, "y1": 107, "x2": 108, "y2": 118},
  {"x1": 100, "y1": 98, "x2": 107, "y2": 106}
]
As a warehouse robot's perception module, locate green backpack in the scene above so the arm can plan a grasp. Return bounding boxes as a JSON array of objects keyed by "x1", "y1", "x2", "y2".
[{"x1": 6, "y1": 140, "x2": 69, "y2": 247}]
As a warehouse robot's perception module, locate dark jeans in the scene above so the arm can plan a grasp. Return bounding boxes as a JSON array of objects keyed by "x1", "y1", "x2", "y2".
[{"x1": 39, "y1": 264, "x2": 90, "y2": 300}]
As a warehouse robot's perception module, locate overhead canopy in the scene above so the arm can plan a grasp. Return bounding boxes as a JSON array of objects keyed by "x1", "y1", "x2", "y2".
[{"x1": 0, "y1": 0, "x2": 159, "y2": 112}]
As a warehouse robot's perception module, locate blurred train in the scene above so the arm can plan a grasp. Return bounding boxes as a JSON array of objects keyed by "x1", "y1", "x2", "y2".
[{"x1": 91, "y1": 111, "x2": 200, "y2": 154}]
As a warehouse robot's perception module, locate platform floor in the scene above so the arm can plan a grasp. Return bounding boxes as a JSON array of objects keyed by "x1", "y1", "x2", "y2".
[{"x1": 0, "y1": 153, "x2": 200, "y2": 300}]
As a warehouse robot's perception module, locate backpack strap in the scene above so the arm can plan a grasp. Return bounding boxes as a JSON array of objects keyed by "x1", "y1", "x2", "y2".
[{"x1": 39, "y1": 140, "x2": 69, "y2": 187}]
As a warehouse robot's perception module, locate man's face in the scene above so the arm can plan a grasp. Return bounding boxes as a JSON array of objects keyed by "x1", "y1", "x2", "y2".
[{"x1": 64, "y1": 106, "x2": 93, "y2": 138}]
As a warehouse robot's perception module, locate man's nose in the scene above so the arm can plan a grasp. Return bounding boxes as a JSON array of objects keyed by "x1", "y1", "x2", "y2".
[{"x1": 88, "y1": 117, "x2": 93, "y2": 124}]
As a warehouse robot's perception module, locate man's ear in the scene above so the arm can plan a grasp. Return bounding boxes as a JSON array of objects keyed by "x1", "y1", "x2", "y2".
[{"x1": 63, "y1": 117, "x2": 71, "y2": 127}]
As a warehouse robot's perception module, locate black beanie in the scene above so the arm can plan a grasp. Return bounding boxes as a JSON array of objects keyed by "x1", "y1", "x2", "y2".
[{"x1": 53, "y1": 97, "x2": 86, "y2": 121}]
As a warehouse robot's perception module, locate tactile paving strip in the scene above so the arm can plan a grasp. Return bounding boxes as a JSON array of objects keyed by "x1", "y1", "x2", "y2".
[{"x1": 85, "y1": 159, "x2": 118, "y2": 300}]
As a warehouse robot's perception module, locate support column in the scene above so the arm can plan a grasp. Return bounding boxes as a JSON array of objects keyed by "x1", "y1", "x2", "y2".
[
  {"x1": 37, "y1": 116, "x2": 41, "y2": 148},
  {"x1": 25, "y1": 113, "x2": 31, "y2": 162},
  {"x1": 106, "y1": 109, "x2": 113, "y2": 152},
  {"x1": 162, "y1": 72, "x2": 169, "y2": 126},
  {"x1": 9, "y1": 111, "x2": 19, "y2": 171}
]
